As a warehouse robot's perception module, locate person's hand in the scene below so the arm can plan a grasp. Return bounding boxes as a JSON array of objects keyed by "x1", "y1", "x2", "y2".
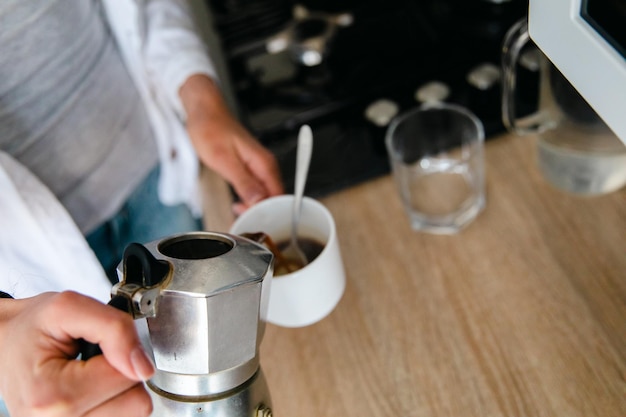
[
  {"x1": 0, "y1": 291, "x2": 154, "y2": 417},
  {"x1": 180, "y1": 74, "x2": 284, "y2": 215}
]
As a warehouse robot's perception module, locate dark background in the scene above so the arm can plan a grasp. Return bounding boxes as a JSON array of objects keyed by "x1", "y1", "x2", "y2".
[{"x1": 204, "y1": 0, "x2": 532, "y2": 195}]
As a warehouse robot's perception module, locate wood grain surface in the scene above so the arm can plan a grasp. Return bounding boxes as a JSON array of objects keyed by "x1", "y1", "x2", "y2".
[{"x1": 203, "y1": 133, "x2": 626, "y2": 417}]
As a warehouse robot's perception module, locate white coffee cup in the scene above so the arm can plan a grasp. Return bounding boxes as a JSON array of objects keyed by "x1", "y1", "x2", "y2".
[{"x1": 230, "y1": 195, "x2": 345, "y2": 328}]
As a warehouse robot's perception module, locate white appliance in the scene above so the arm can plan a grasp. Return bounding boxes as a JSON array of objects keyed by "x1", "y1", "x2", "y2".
[{"x1": 528, "y1": 0, "x2": 626, "y2": 144}]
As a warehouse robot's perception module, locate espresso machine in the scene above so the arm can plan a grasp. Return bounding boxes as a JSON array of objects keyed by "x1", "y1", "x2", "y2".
[
  {"x1": 82, "y1": 231, "x2": 275, "y2": 417},
  {"x1": 205, "y1": 0, "x2": 529, "y2": 196},
  {"x1": 527, "y1": 0, "x2": 626, "y2": 144}
]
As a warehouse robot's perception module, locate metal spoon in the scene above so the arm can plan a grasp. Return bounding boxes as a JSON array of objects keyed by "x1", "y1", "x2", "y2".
[{"x1": 282, "y1": 124, "x2": 313, "y2": 269}]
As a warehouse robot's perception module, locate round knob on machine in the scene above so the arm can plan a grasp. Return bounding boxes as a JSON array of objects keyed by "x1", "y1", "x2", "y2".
[
  {"x1": 466, "y1": 63, "x2": 501, "y2": 91},
  {"x1": 415, "y1": 81, "x2": 451, "y2": 105},
  {"x1": 365, "y1": 99, "x2": 400, "y2": 128}
]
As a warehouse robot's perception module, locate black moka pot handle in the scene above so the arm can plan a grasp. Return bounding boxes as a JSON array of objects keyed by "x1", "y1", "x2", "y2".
[{"x1": 80, "y1": 243, "x2": 170, "y2": 360}]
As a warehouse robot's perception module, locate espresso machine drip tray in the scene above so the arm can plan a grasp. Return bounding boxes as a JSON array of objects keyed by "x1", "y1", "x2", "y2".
[{"x1": 206, "y1": 0, "x2": 531, "y2": 196}]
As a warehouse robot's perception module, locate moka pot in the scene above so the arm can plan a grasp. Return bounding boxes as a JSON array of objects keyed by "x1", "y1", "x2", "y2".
[{"x1": 82, "y1": 231, "x2": 275, "y2": 417}]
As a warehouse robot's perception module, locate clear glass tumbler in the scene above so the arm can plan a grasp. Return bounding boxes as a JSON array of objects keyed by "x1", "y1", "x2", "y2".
[{"x1": 385, "y1": 102, "x2": 486, "y2": 234}]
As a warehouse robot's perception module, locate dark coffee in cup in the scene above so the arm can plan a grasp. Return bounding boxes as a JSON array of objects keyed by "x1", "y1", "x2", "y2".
[
  {"x1": 240, "y1": 232, "x2": 325, "y2": 276},
  {"x1": 271, "y1": 237, "x2": 324, "y2": 276},
  {"x1": 277, "y1": 237, "x2": 324, "y2": 263}
]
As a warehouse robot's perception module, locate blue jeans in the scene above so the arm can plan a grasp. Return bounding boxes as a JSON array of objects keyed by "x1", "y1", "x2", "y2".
[{"x1": 86, "y1": 166, "x2": 202, "y2": 283}]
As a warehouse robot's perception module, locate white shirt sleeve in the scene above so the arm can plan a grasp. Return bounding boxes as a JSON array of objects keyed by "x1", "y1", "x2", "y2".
[
  {"x1": 142, "y1": 0, "x2": 220, "y2": 120},
  {"x1": 0, "y1": 151, "x2": 111, "y2": 302},
  {"x1": 100, "y1": 0, "x2": 214, "y2": 214}
]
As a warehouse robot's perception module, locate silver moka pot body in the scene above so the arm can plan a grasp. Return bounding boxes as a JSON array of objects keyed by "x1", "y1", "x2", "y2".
[{"x1": 108, "y1": 231, "x2": 274, "y2": 417}]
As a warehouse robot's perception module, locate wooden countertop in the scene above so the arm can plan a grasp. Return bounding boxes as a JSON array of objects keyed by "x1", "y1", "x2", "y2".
[{"x1": 203, "y1": 133, "x2": 626, "y2": 416}]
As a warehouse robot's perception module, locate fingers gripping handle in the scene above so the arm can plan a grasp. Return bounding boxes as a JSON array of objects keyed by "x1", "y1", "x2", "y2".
[
  {"x1": 80, "y1": 243, "x2": 170, "y2": 360},
  {"x1": 78, "y1": 295, "x2": 132, "y2": 360}
]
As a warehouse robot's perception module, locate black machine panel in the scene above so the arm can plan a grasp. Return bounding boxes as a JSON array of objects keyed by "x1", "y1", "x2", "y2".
[
  {"x1": 582, "y1": 0, "x2": 626, "y2": 59},
  {"x1": 206, "y1": 0, "x2": 530, "y2": 195}
]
